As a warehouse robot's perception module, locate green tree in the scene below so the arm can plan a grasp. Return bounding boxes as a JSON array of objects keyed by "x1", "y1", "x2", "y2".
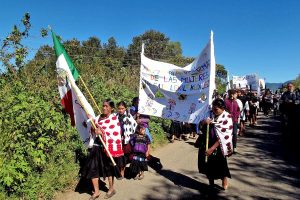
[
  {"x1": 293, "y1": 74, "x2": 300, "y2": 88},
  {"x1": 0, "y1": 13, "x2": 31, "y2": 77},
  {"x1": 124, "y1": 30, "x2": 170, "y2": 68},
  {"x1": 215, "y1": 64, "x2": 228, "y2": 94}
]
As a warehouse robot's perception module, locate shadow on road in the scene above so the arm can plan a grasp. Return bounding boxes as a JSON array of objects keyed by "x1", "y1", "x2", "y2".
[
  {"x1": 142, "y1": 169, "x2": 228, "y2": 200},
  {"x1": 228, "y1": 114, "x2": 300, "y2": 199}
]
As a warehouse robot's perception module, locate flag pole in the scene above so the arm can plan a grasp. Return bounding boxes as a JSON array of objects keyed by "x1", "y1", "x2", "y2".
[
  {"x1": 65, "y1": 72, "x2": 120, "y2": 177},
  {"x1": 78, "y1": 76, "x2": 102, "y2": 114},
  {"x1": 50, "y1": 27, "x2": 119, "y2": 176},
  {"x1": 205, "y1": 125, "x2": 209, "y2": 163}
]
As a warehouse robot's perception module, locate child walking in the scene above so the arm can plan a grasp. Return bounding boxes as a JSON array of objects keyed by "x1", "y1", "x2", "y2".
[{"x1": 129, "y1": 123, "x2": 151, "y2": 180}]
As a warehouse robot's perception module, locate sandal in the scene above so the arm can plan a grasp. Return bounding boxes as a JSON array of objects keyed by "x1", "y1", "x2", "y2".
[
  {"x1": 104, "y1": 190, "x2": 116, "y2": 199},
  {"x1": 134, "y1": 174, "x2": 139, "y2": 180},
  {"x1": 138, "y1": 174, "x2": 144, "y2": 180},
  {"x1": 222, "y1": 178, "x2": 229, "y2": 190},
  {"x1": 89, "y1": 194, "x2": 100, "y2": 200}
]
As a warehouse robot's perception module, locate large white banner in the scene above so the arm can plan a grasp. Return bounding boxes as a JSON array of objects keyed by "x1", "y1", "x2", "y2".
[{"x1": 138, "y1": 32, "x2": 215, "y2": 124}]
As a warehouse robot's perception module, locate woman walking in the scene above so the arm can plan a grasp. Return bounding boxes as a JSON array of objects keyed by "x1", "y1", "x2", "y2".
[
  {"x1": 83, "y1": 99, "x2": 125, "y2": 199},
  {"x1": 116, "y1": 101, "x2": 137, "y2": 177},
  {"x1": 196, "y1": 99, "x2": 233, "y2": 190}
]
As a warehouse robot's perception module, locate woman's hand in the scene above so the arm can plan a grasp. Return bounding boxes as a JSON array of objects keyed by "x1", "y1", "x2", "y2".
[
  {"x1": 205, "y1": 147, "x2": 214, "y2": 156},
  {"x1": 95, "y1": 127, "x2": 104, "y2": 135},
  {"x1": 201, "y1": 118, "x2": 212, "y2": 125}
]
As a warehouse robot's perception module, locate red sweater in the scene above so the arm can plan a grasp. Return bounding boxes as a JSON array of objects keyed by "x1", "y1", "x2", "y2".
[{"x1": 225, "y1": 99, "x2": 240, "y2": 123}]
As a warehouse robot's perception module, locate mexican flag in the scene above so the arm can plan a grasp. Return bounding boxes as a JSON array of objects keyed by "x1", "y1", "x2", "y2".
[{"x1": 52, "y1": 31, "x2": 95, "y2": 147}]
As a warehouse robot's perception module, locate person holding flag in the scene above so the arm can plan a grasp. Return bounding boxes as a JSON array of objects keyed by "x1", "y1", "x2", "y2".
[
  {"x1": 52, "y1": 30, "x2": 122, "y2": 200},
  {"x1": 90, "y1": 99, "x2": 124, "y2": 199}
]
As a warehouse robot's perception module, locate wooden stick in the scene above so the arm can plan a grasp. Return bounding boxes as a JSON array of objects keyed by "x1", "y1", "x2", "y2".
[
  {"x1": 66, "y1": 74, "x2": 117, "y2": 167},
  {"x1": 205, "y1": 125, "x2": 209, "y2": 163},
  {"x1": 79, "y1": 76, "x2": 102, "y2": 114}
]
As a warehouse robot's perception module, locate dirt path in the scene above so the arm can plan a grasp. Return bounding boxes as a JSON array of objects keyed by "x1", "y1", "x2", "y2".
[{"x1": 55, "y1": 114, "x2": 300, "y2": 200}]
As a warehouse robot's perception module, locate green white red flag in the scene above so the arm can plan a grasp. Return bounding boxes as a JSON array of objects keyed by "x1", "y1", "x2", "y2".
[{"x1": 52, "y1": 31, "x2": 95, "y2": 146}]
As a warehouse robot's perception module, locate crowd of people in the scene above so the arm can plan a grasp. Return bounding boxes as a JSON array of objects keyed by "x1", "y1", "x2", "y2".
[
  {"x1": 169, "y1": 83, "x2": 300, "y2": 191},
  {"x1": 82, "y1": 83, "x2": 300, "y2": 199}
]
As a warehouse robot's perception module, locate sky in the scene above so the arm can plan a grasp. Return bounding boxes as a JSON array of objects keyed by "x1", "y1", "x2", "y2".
[{"x1": 1, "y1": 0, "x2": 300, "y2": 83}]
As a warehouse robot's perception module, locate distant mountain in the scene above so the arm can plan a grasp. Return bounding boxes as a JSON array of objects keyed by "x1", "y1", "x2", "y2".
[
  {"x1": 266, "y1": 80, "x2": 294, "y2": 91},
  {"x1": 266, "y1": 83, "x2": 282, "y2": 91}
]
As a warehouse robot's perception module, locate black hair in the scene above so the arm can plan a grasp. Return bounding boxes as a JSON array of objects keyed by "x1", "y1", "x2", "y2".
[
  {"x1": 117, "y1": 101, "x2": 127, "y2": 108},
  {"x1": 103, "y1": 98, "x2": 115, "y2": 108},
  {"x1": 228, "y1": 89, "x2": 237, "y2": 96},
  {"x1": 132, "y1": 97, "x2": 139, "y2": 106},
  {"x1": 212, "y1": 98, "x2": 226, "y2": 110}
]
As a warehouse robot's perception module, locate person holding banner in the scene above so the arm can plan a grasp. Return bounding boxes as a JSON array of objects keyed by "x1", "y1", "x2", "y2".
[{"x1": 196, "y1": 99, "x2": 232, "y2": 190}]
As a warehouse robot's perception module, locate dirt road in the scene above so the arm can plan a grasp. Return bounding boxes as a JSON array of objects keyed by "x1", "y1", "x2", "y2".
[{"x1": 55, "y1": 114, "x2": 300, "y2": 200}]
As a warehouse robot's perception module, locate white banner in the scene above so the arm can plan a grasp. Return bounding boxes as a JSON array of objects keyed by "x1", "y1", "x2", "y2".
[
  {"x1": 138, "y1": 32, "x2": 215, "y2": 124},
  {"x1": 246, "y1": 74, "x2": 259, "y2": 91},
  {"x1": 232, "y1": 75, "x2": 247, "y2": 89},
  {"x1": 232, "y1": 74, "x2": 260, "y2": 91},
  {"x1": 259, "y1": 78, "x2": 266, "y2": 89}
]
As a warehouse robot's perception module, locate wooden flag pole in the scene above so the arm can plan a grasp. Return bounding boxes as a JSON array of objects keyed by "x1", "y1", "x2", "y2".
[
  {"x1": 205, "y1": 125, "x2": 209, "y2": 163},
  {"x1": 78, "y1": 76, "x2": 102, "y2": 114},
  {"x1": 51, "y1": 25, "x2": 118, "y2": 174},
  {"x1": 66, "y1": 73, "x2": 118, "y2": 169}
]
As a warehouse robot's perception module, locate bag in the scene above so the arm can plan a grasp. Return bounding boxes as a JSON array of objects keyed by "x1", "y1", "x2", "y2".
[{"x1": 147, "y1": 155, "x2": 163, "y2": 171}]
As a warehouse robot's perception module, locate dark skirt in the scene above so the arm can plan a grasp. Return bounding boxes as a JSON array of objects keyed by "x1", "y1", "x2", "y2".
[
  {"x1": 198, "y1": 147, "x2": 231, "y2": 180},
  {"x1": 81, "y1": 145, "x2": 106, "y2": 179},
  {"x1": 130, "y1": 153, "x2": 148, "y2": 175},
  {"x1": 249, "y1": 106, "x2": 257, "y2": 118},
  {"x1": 82, "y1": 144, "x2": 125, "y2": 179},
  {"x1": 169, "y1": 121, "x2": 183, "y2": 138},
  {"x1": 123, "y1": 143, "x2": 133, "y2": 165}
]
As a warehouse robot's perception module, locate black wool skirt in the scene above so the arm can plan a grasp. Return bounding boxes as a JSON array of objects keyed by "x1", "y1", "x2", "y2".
[
  {"x1": 82, "y1": 145, "x2": 106, "y2": 179},
  {"x1": 169, "y1": 121, "x2": 183, "y2": 138},
  {"x1": 198, "y1": 147, "x2": 231, "y2": 180},
  {"x1": 130, "y1": 153, "x2": 148, "y2": 175},
  {"x1": 82, "y1": 145, "x2": 125, "y2": 179},
  {"x1": 101, "y1": 153, "x2": 126, "y2": 178}
]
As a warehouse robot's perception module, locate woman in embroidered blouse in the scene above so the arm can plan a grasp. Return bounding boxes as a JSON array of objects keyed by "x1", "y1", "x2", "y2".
[
  {"x1": 95, "y1": 99, "x2": 126, "y2": 199},
  {"x1": 83, "y1": 99, "x2": 124, "y2": 199},
  {"x1": 116, "y1": 101, "x2": 137, "y2": 177},
  {"x1": 196, "y1": 98, "x2": 233, "y2": 190}
]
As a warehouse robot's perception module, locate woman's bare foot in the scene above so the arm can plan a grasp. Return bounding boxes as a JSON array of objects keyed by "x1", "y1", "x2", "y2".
[{"x1": 222, "y1": 177, "x2": 228, "y2": 190}]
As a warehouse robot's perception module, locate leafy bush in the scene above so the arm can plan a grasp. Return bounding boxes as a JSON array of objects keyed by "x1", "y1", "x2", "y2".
[{"x1": 0, "y1": 79, "x2": 82, "y2": 199}]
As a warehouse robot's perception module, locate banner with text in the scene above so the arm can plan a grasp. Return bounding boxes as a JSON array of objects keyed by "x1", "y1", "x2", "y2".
[
  {"x1": 232, "y1": 74, "x2": 260, "y2": 91},
  {"x1": 138, "y1": 32, "x2": 215, "y2": 124}
]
